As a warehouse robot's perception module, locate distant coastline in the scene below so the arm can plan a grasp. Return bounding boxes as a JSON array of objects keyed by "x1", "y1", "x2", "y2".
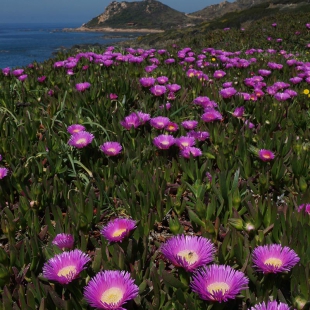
[{"x1": 63, "y1": 26, "x2": 165, "y2": 33}]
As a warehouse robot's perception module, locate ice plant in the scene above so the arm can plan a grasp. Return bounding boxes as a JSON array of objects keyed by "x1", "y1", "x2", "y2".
[
  {"x1": 258, "y1": 149, "x2": 275, "y2": 161},
  {"x1": 101, "y1": 218, "x2": 136, "y2": 242},
  {"x1": 42, "y1": 249, "x2": 90, "y2": 285},
  {"x1": 0, "y1": 167, "x2": 8, "y2": 179},
  {"x1": 191, "y1": 264, "x2": 249, "y2": 302},
  {"x1": 232, "y1": 106, "x2": 245, "y2": 118},
  {"x1": 120, "y1": 113, "x2": 140, "y2": 130},
  {"x1": 249, "y1": 301, "x2": 290, "y2": 310},
  {"x1": 201, "y1": 109, "x2": 223, "y2": 122},
  {"x1": 150, "y1": 85, "x2": 167, "y2": 96},
  {"x1": 165, "y1": 122, "x2": 179, "y2": 132},
  {"x1": 100, "y1": 142, "x2": 122, "y2": 156},
  {"x1": 139, "y1": 77, "x2": 155, "y2": 87},
  {"x1": 67, "y1": 124, "x2": 86, "y2": 135},
  {"x1": 160, "y1": 235, "x2": 215, "y2": 272},
  {"x1": 75, "y1": 82, "x2": 91, "y2": 92},
  {"x1": 181, "y1": 120, "x2": 198, "y2": 130},
  {"x1": 150, "y1": 116, "x2": 170, "y2": 129},
  {"x1": 153, "y1": 135, "x2": 175, "y2": 149},
  {"x1": 298, "y1": 203, "x2": 310, "y2": 214},
  {"x1": 252, "y1": 244, "x2": 300, "y2": 274},
  {"x1": 68, "y1": 131, "x2": 94, "y2": 149},
  {"x1": 180, "y1": 147, "x2": 202, "y2": 158},
  {"x1": 175, "y1": 136, "x2": 195, "y2": 149},
  {"x1": 84, "y1": 270, "x2": 139, "y2": 310},
  {"x1": 52, "y1": 233, "x2": 74, "y2": 250}
]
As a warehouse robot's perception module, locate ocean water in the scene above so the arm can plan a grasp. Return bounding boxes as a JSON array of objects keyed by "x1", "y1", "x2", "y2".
[{"x1": 0, "y1": 23, "x2": 137, "y2": 69}]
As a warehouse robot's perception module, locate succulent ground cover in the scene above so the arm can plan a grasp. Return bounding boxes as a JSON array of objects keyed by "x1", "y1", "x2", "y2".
[{"x1": 0, "y1": 16, "x2": 310, "y2": 310}]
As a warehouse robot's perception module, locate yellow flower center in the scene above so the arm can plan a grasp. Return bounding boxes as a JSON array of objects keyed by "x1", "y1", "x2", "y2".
[
  {"x1": 75, "y1": 138, "x2": 86, "y2": 145},
  {"x1": 212, "y1": 58, "x2": 216, "y2": 61},
  {"x1": 161, "y1": 140, "x2": 170, "y2": 145},
  {"x1": 112, "y1": 228, "x2": 127, "y2": 237},
  {"x1": 73, "y1": 129, "x2": 81, "y2": 133},
  {"x1": 57, "y1": 265, "x2": 77, "y2": 277},
  {"x1": 303, "y1": 89, "x2": 309, "y2": 95},
  {"x1": 264, "y1": 257, "x2": 283, "y2": 267},
  {"x1": 181, "y1": 142, "x2": 189, "y2": 147},
  {"x1": 100, "y1": 287, "x2": 123, "y2": 305},
  {"x1": 107, "y1": 148, "x2": 116, "y2": 153},
  {"x1": 207, "y1": 282, "x2": 230, "y2": 294},
  {"x1": 177, "y1": 250, "x2": 198, "y2": 264}
]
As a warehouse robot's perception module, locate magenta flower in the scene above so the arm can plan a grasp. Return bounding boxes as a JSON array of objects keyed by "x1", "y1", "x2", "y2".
[
  {"x1": 84, "y1": 270, "x2": 139, "y2": 310},
  {"x1": 67, "y1": 124, "x2": 86, "y2": 135},
  {"x1": 213, "y1": 70, "x2": 226, "y2": 79},
  {"x1": 42, "y1": 249, "x2": 90, "y2": 285},
  {"x1": 298, "y1": 203, "x2": 310, "y2": 214},
  {"x1": 187, "y1": 130, "x2": 210, "y2": 141},
  {"x1": 139, "y1": 77, "x2": 155, "y2": 87},
  {"x1": 157, "y1": 76, "x2": 169, "y2": 84},
  {"x1": 150, "y1": 85, "x2": 167, "y2": 96},
  {"x1": 18, "y1": 74, "x2": 28, "y2": 82},
  {"x1": 150, "y1": 116, "x2": 170, "y2": 129},
  {"x1": 100, "y1": 218, "x2": 136, "y2": 242},
  {"x1": 12, "y1": 69, "x2": 24, "y2": 76},
  {"x1": 191, "y1": 264, "x2": 249, "y2": 302},
  {"x1": 181, "y1": 120, "x2": 198, "y2": 130},
  {"x1": 258, "y1": 69, "x2": 271, "y2": 76},
  {"x1": 37, "y1": 76, "x2": 46, "y2": 83},
  {"x1": 76, "y1": 82, "x2": 91, "y2": 92},
  {"x1": 252, "y1": 244, "x2": 300, "y2": 274},
  {"x1": 109, "y1": 93, "x2": 118, "y2": 100},
  {"x1": 136, "y1": 111, "x2": 151, "y2": 124},
  {"x1": 258, "y1": 149, "x2": 275, "y2": 161},
  {"x1": 201, "y1": 109, "x2": 223, "y2": 122},
  {"x1": 159, "y1": 102, "x2": 171, "y2": 110},
  {"x1": 161, "y1": 235, "x2": 215, "y2": 272},
  {"x1": 68, "y1": 131, "x2": 94, "y2": 149},
  {"x1": 2, "y1": 67, "x2": 10, "y2": 76},
  {"x1": 52, "y1": 233, "x2": 74, "y2": 250},
  {"x1": 167, "y1": 84, "x2": 181, "y2": 92},
  {"x1": 180, "y1": 147, "x2": 202, "y2": 158},
  {"x1": 274, "y1": 92, "x2": 291, "y2": 101},
  {"x1": 153, "y1": 134, "x2": 175, "y2": 149},
  {"x1": 232, "y1": 106, "x2": 245, "y2": 118},
  {"x1": 100, "y1": 142, "x2": 122, "y2": 156},
  {"x1": 120, "y1": 113, "x2": 140, "y2": 130},
  {"x1": 0, "y1": 167, "x2": 8, "y2": 179},
  {"x1": 165, "y1": 122, "x2": 179, "y2": 132},
  {"x1": 220, "y1": 87, "x2": 237, "y2": 98},
  {"x1": 250, "y1": 301, "x2": 290, "y2": 310},
  {"x1": 175, "y1": 136, "x2": 195, "y2": 149}
]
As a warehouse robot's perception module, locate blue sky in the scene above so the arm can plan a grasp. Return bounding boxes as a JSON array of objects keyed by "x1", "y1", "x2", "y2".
[{"x1": 0, "y1": 0, "x2": 223, "y2": 24}]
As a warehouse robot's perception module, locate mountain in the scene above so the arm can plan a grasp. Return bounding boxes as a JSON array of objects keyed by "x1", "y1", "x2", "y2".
[
  {"x1": 83, "y1": 0, "x2": 203, "y2": 30},
  {"x1": 188, "y1": 0, "x2": 266, "y2": 20},
  {"x1": 189, "y1": 0, "x2": 309, "y2": 20}
]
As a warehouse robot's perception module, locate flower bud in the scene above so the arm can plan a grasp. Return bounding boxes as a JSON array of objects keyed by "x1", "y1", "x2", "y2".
[
  {"x1": 228, "y1": 218, "x2": 244, "y2": 230},
  {"x1": 169, "y1": 218, "x2": 182, "y2": 235}
]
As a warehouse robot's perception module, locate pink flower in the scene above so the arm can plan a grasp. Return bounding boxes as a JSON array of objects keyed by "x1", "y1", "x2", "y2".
[
  {"x1": 75, "y1": 82, "x2": 91, "y2": 92},
  {"x1": 258, "y1": 149, "x2": 275, "y2": 161},
  {"x1": 153, "y1": 134, "x2": 175, "y2": 149},
  {"x1": 101, "y1": 218, "x2": 136, "y2": 242},
  {"x1": 100, "y1": 142, "x2": 122, "y2": 156}
]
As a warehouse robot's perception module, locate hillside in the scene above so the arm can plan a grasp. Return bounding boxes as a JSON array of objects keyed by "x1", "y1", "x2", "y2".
[
  {"x1": 189, "y1": 0, "x2": 310, "y2": 20},
  {"x1": 83, "y1": 0, "x2": 203, "y2": 30},
  {"x1": 127, "y1": 0, "x2": 310, "y2": 48}
]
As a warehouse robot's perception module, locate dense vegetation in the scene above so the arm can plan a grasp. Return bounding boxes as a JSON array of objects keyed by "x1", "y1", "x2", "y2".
[{"x1": 0, "y1": 7, "x2": 310, "y2": 310}]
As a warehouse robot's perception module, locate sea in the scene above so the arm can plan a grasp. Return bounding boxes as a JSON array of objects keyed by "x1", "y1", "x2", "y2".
[{"x1": 0, "y1": 23, "x2": 139, "y2": 69}]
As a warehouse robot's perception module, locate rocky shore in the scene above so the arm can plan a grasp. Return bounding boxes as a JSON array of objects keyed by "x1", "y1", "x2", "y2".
[{"x1": 63, "y1": 26, "x2": 165, "y2": 33}]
